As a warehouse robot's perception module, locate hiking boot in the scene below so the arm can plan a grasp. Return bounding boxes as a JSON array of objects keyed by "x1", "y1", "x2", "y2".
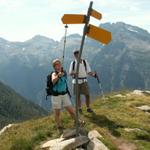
[
  {"x1": 79, "y1": 108, "x2": 83, "y2": 114},
  {"x1": 87, "y1": 108, "x2": 94, "y2": 113}
]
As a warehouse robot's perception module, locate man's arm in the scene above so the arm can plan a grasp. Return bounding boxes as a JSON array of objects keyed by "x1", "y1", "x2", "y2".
[
  {"x1": 85, "y1": 60, "x2": 96, "y2": 77},
  {"x1": 88, "y1": 72, "x2": 96, "y2": 77}
]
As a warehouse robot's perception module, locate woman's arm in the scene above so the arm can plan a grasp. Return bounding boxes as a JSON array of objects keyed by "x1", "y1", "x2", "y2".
[
  {"x1": 52, "y1": 72, "x2": 59, "y2": 84},
  {"x1": 52, "y1": 72, "x2": 65, "y2": 84}
]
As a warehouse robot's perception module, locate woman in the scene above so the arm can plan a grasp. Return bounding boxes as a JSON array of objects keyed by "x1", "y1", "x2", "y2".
[{"x1": 51, "y1": 59, "x2": 76, "y2": 132}]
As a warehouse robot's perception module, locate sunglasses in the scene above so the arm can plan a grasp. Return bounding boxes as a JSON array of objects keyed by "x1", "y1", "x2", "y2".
[{"x1": 74, "y1": 52, "x2": 79, "y2": 55}]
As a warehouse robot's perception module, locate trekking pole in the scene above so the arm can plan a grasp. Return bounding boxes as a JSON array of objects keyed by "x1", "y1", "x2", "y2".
[
  {"x1": 95, "y1": 71, "x2": 105, "y2": 99},
  {"x1": 62, "y1": 24, "x2": 68, "y2": 67}
]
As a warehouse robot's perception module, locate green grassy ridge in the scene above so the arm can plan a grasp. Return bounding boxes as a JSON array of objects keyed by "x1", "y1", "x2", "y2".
[
  {"x1": 0, "y1": 91, "x2": 150, "y2": 150},
  {"x1": 0, "y1": 81, "x2": 48, "y2": 129}
]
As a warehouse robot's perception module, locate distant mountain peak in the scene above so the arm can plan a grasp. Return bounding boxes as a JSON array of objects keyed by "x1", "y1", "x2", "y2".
[
  {"x1": 60, "y1": 33, "x2": 81, "y2": 43},
  {"x1": 32, "y1": 35, "x2": 50, "y2": 40},
  {"x1": 100, "y1": 22, "x2": 150, "y2": 41},
  {"x1": 67, "y1": 33, "x2": 81, "y2": 38},
  {"x1": 27, "y1": 35, "x2": 56, "y2": 44},
  {"x1": 0, "y1": 37, "x2": 8, "y2": 44}
]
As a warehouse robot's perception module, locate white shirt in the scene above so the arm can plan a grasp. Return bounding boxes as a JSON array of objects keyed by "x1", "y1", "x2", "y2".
[{"x1": 69, "y1": 59, "x2": 91, "y2": 84}]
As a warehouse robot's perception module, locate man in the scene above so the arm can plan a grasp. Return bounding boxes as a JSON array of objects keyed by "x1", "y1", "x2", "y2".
[
  {"x1": 69, "y1": 50, "x2": 96, "y2": 113},
  {"x1": 51, "y1": 59, "x2": 76, "y2": 132}
]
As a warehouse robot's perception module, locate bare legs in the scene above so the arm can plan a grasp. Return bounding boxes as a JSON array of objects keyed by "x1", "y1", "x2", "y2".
[
  {"x1": 54, "y1": 106, "x2": 76, "y2": 128},
  {"x1": 65, "y1": 106, "x2": 76, "y2": 120},
  {"x1": 54, "y1": 109, "x2": 61, "y2": 127},
  {"x1": 77, "y1": 94, "x2": 91, "y2": 108}
]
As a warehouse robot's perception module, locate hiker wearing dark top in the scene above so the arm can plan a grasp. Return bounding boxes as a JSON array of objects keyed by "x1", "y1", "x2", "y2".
[
  {"x1": 51, "y1": 59, "x2": 76, "y2": 132},
  {"x1": 69, "y1": 50, "x2": 96, "y2": 113}
]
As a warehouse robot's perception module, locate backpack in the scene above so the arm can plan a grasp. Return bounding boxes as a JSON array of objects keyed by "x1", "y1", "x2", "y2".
[
  {"x1": 46, "y1": 72, "x2": 53, "y2": 99},
  {"x1": 46, "y1": 71, "x2": 71, "y2": 100},
  {"x1": 72, "y1": 59, "x2": 87, "y2": 72}
]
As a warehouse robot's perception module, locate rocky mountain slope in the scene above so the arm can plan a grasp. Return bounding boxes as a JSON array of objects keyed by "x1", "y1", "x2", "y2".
[
  {"x1": 91, "y1": 22, "x2": 150, "y2": 94},
  {"x1": 0, "y1": 22, "x2": 150, "y2": 109},
  {"x1": 0, "y1": 81, "x2": 48, "y2": 129}
]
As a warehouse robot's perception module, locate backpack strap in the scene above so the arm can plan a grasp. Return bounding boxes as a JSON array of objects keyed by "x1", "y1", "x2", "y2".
[
  {"x1": 46, "y1": 71, "x2": 54, "y2": 100},
  {"x1": 64, "y1": 79, "x2": 71, "y2": 98},
  {"x1": 72, "y1": 60, "x2": 75, "y2": 72},
  {"x1": 72, "y1": 59, "x2": 87, "y2": 72},
  {"x1": 60, "y1": 70, "x2": 71, "y2": 98},
  {"x1": 63, "y1": 70, "x2": 67, "y2": 77},
  {"x1": 83, "y1": 59, "x2": 87, "y2": 72}
]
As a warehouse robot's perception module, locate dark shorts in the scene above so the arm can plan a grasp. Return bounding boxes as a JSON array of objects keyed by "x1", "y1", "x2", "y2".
[{"x1": 73, "y1": 82, "x2": 89, "y2": 96}]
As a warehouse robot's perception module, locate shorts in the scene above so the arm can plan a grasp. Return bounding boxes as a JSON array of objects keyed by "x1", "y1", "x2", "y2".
[
  {"x1": 51, "y1": 94, "x2": 72, "y2": 109},
  {"x1": 73, "y1": 82, "x2": 89, "y2": 96}
]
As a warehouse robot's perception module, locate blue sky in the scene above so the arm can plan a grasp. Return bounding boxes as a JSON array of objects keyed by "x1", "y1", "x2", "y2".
[{"x1": 0, "y1": 0, "x2": 150, "y2": 41}]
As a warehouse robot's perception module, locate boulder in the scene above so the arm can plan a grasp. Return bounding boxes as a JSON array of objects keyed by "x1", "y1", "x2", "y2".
[
  {"x1": 62, "y1": 128, "x2": 87, "y2": 139},
  {"x1": 113, "y1": 94, "x2": 126, "y2": 98},
  {"x1": 41, "y1": 138, "x2": 64, "y2": 149},
  {"x1": 87, "y1": 138, "x2": 109, "y2": 150},
  {"x1": 124, "y1": 128, "x2": 142, "y2": 132},
  {"x1": 143, "y1": 91, "x2": 150, "y2": 96},
  {"x1": 137, "y1": 105, "x2": 150, "y2": 112},
  {"x1": 0, "y1": 124, "x2": 14, "y2": 136},
  {"x1": 132, "y1": 90, "x2": 144, "y2": 96},
  {"x1": 88, "y1": 130, "x2": 103, "y2": 140},
  {"x1": 59, "y1": 136, "x2": 89, "y2": 150},
  {"x1": 42, "y1": 136, "x2": 89, "y2": 150}
]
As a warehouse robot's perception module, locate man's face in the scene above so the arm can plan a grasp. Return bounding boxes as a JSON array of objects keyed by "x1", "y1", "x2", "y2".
[
  {"x1": 54, "y1": 62, "x2": 61, "y2": 72},
  {"x1": 74, "y1": 52, "x2": 79, "y2": 59}
]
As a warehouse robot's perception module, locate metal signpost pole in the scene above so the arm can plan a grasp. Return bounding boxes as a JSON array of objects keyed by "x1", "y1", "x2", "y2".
[
  {"x1": 61, "y1": 0, "x2": 112, "y2": 136},
  {"x1": 75, "y1": 1, "x2": 93, "y2": 136}
]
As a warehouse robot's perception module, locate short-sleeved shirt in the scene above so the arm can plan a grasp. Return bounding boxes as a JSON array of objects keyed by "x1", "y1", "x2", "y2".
[{"x1": 69, "y1": 59, "x2": 91, "y2": 84}]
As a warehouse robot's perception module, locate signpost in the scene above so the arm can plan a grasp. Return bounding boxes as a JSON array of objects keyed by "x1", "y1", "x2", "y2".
[
  {"x1": 91, "y1": 9, "x2": 102, "y2": 20},
  {"x1": 61, "y1": 14, "x2": 86, "y2": 24},
  {"x1": 61, "y1": 1, "x2": 112, "y2": 136},
  {"x1": 86, "y1": 24, "x2": 112, "y2": 44}
]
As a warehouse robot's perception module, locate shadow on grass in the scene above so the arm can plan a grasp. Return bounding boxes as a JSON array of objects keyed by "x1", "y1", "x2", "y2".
[
  {"x1": 84, "y1": 112, "x2": 124, "y2": 137},
  {"x1": 135, "y1": 131, "x2": 150, "y2": 142}
]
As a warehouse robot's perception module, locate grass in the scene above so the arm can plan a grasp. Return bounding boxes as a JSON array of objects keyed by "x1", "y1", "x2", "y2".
[{"x1": 0, "y1": 91, "x2": 150, "y2": 150}]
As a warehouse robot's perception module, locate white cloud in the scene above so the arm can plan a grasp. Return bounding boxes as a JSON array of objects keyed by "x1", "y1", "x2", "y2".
[{"x1": 0, "y1": 0, "x2": 149, "y2": 41}]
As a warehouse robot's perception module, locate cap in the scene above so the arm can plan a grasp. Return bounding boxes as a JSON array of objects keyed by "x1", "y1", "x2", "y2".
[
  {"x1": 52, "y1": 59, "x2": 61, "y2": 67},
  {"x1": 73, "y1": 49, "x2": 79, "y2": 54}
]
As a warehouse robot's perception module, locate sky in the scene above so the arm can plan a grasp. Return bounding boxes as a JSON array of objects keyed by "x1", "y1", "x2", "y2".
[{"x1": 0, "y1": 0, "x2": 150, "y2": 42}]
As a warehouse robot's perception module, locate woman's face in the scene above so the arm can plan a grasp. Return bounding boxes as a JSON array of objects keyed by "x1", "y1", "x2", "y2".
[{"x1": 54, "y1": 62, "x2": 62, "y2": 72}]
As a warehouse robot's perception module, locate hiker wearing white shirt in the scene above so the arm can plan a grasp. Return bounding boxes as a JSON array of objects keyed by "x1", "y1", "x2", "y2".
[{"x1": 69, "y1": 50, "x2": 96, "y2": 113}]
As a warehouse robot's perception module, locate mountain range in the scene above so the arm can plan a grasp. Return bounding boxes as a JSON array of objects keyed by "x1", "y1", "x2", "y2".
[{"x1": 0, "y1": 22, "x2": 150, "y2": 110}]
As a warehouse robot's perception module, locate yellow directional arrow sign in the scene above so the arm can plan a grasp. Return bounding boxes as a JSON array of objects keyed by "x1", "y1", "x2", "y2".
[
  {"x1": 86, "y1": 24, "x2": 112, "y2": 44},
  {"x1": 91, "y1": 9, "x2": 102, "y2": 20},
  {"x1": 61, "y1": 14, "x2": 86, "y2": 24}
]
